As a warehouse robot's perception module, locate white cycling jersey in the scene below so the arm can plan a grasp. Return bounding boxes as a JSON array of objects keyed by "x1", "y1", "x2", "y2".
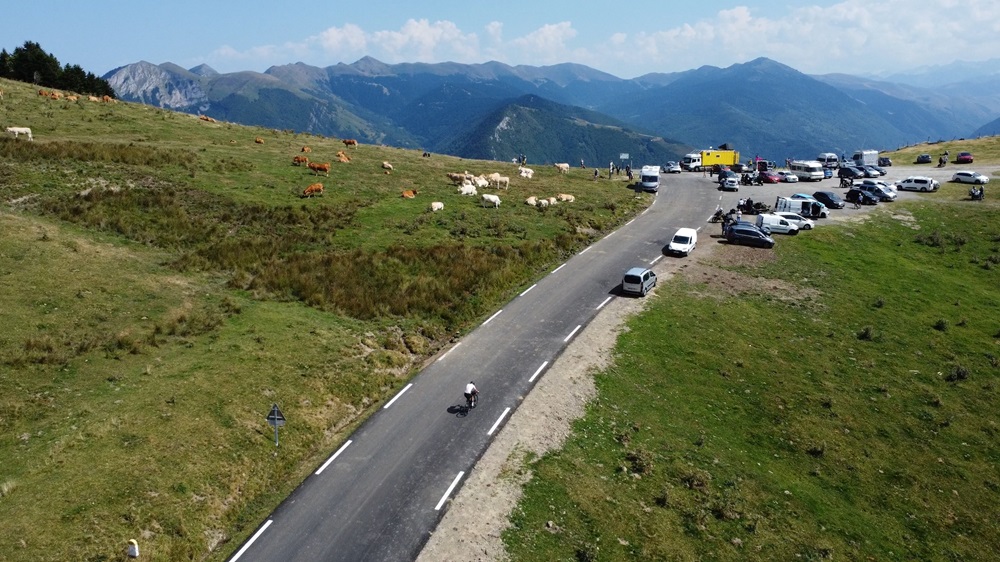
[{"x1": 465, "y1": 383, "x2": 478, "y2": 395}]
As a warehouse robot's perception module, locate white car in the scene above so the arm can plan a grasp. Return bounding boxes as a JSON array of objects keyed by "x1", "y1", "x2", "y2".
[
  {"x1": 773, "y1": 212, "x2": 815, "y2": 230},
  {"x1": 777, "y1": 171, "x2": 799, "y2": 183},
  {"x1": 663, "y1": 161, "x2": 682, "y2": 174},
  {"x1": 952, "y1": 171, "x2": 989, "y2": 185},
  {"x1": 666, "y1": 227, "x2": 698, "y2": 256},
  {"x1": 896, "y1": 176, "x2": 940, "y2": 192}
]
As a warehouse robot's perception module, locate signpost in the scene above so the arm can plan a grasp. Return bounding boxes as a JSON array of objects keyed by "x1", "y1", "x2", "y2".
[{"x1": 266, "y1": 403, "x2": 286, "y2": 448}]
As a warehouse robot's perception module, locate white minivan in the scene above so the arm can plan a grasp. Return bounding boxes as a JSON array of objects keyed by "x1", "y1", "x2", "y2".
[
  {"x1": 756, "y1": 213, "x2": 800, "y2": 235},
  {"x1": 622, "y1": 267, "x2": 657, "y2": 296},
  {"x1": 667, "y1": 227, "x2": 698, "y2": 256}
]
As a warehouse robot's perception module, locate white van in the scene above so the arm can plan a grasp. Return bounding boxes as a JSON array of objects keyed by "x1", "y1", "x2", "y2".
[
  {"x1": 666, "y1": 227, "x2": 698, "y2": 256},
  {"x1": 774, "y1": 196, "x2": 829, "y2": 218},
  {"x1": 622, "y1": 267, "x2": 657, "y2": 296},
  {"x1": 789, "y1": 160, "x2": 825, "y2": 182},
  {"x1": 639, "y1": 165, "x2": 660, "y2": 191},
  {"x1": 817, "y1": 153, "x2": 840, "y2": 168},
  {"x1": 756, "y1": 214, "x2": 800, "y2": 235}
]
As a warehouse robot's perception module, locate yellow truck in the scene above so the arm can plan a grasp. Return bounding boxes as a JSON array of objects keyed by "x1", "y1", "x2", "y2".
[{"x1": 700, "y1": 149, "x2": 740, "y2": 171}]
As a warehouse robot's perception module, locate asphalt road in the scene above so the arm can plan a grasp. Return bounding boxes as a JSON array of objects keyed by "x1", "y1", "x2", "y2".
[{"x1": 226, "y1": 167, "x2": 916, "y2": 562}]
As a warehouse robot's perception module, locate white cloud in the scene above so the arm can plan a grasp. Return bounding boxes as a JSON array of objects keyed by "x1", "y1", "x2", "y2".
[{"x1": 370, "y1": 19, "x2": 479, "y2": 62}]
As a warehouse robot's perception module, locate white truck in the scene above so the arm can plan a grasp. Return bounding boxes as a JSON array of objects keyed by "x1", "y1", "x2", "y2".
[
  {"x1": 681, "y1": 152, "x2": 702, "y2": 172},
  {"x1": 852, "y1": 149, "x2": 879, "y2": 168}
]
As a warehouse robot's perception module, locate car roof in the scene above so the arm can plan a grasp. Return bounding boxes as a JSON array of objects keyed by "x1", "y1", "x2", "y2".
[
  {"x1": 625, "y1": 266, "x2": 650, "y2": 276},
  {"x1": 674, "y1": 227, "x2": 697, "y2": 236}
]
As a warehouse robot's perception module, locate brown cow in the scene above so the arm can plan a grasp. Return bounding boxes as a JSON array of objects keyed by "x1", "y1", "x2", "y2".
[
  {"x1": 308, "y1": 162, "x2": 331, "y2": 176},
  {"x1": 401, "y1": 190, "x2": 418, "y2": 199},
  {"x1": 292, "y1": 156, "x2": 309, "y2": 166},
  {"x1": 336, "y1": 150, "x2": 351, "y2": 163},
  {"x1": 301, "y1": 146, "x2": 312, "y2": 153},
  {"x1": 342, "y1": 139, "x2": 358, "y2": 148},
  {"x1": 302, "y1": 183, "x2": 324, "y2": 197},
  {"x1": 254, "y1": 137, "x2": 264, "y2": 144}
]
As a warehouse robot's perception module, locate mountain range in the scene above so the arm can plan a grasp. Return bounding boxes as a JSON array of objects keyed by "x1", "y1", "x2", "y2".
[{"x1": 104, "y1": 57, "x2": 1000, "y2": 165}]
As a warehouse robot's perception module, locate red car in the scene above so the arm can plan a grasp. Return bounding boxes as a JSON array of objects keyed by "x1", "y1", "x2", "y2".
[
  {"x1": 956, "y1": 152, "x2": 974, "y2": 164},
  {"x1": 759, "y1": 170, "x2": 782, "y2": 184}
]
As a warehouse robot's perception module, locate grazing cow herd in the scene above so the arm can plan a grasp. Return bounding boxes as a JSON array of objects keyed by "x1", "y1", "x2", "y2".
[{"x1": 4, "y1": 82, "x2": 587, "y2": 213}]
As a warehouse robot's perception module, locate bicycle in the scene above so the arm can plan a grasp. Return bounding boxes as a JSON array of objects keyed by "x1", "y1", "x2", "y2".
[{"x1": 465, "y1": 391, "x2": 479, "y2": 410}]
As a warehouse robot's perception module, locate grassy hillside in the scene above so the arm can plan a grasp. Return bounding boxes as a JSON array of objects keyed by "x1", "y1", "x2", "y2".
[
  {"x1": 503, "y1": 166, "x2": 1000, "y2": 559},
  {"x1": 0, "y1": 77, "x2": 649, "y2": 561}
]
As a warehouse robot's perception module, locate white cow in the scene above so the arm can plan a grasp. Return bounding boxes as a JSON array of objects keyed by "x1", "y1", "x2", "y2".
[
  {"x1": 474, "y1": 175, "x2": 490, "y2": 188},
  {"x1": 518, "y1": 166, "x2": 534, "y2": 179},
  {"x1": 458, "y1": 184, "x2": 478, "y2": 196},
  {"x1": 494, "y1": 175, "x2": 510, "y2": 190},
  {"x1": 554, "y1": 163, "x2": 570, "y2": 173},
  {"x1": 536, "y1": 198, "x2": 549, "y2": 208},
  {"x1": 6, "y1": 127, "x2": 33, "y2": 141},
  {"x1": 481, "y1": 193, "x2": 501, "y2": 208},
  {"x1": 524, "y1": 196, "x2": 538, "y2": 206},
  {"x1": 430, "y1": 201, "x2": 444, "y2": 212},
  {"x1": 556, "y1": 193, "x2": 576, "y2": 202}
]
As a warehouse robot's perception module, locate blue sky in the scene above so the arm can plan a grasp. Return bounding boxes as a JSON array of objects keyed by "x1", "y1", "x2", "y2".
[{"x1": 7, "y1": 0, "x2": 999, "y2": 78}]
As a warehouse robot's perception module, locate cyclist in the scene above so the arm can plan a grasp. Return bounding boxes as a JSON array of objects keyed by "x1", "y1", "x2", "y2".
[{"x1": 464, "y1": 381, "x2": 479, "y2": 408}]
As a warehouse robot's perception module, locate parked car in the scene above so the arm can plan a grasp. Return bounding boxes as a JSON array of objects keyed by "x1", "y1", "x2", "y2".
[
  {"x1": 663, "y1": 161, "x2": 682, "y2": 174},
  {"x1": 859, "y1": 179, "x2": 897, "y2": 195},
  {"x1": 838, "y1": 166, "x2": 866, "y2": 180},
  {"x1": 858, "y1": 183, "x2": 896, "y2": 202},
  {"x1": 956, "y1": 152, "x2": 974, "y2": 164},
  {"x1": 622, "y1": 267, "x2": 657, "y2": 296},
  {"x1": 860, "y1": 165, "x2": 882, "y2": 178},
  {"x1": 812, "y1": 191, "x2": 845, "y2": 209},
  {"x1": 878, "y1": 156, "x2": 892, "y2": 166},
  {"x1": 773, "y1": 211, "x2": 815, "y2": 230},
  {"x1": 719, "y1": 177, "x2": 740, "y2": 191},
  {"x1": 846, "y1": 188, "x2": 879, "y2": 205},
  {"x1": 822, "y1": 167, "x2": 833, "y2": 179},
  {"x1": 666, "y1": 227, "x2": 698, "y2": 256},
  {"x1": 915, "y1": 154, "x2": 933, "y2": 164},
  {"x1": 951, "y1": 170, "x2": 989, "y2": 184},
  {"x1": 725, "y1": 223, "x2": 776, "y2": 248},
  {"x1": 731, "y1": 163, "x2": 752, "y2": 173},
  {"x1": 867, "y1": 165, "x2": 888, "y2": 176},
  {"x1": 895, "y1": 176, "x2": 940, "y2": 192},
  {"x1": 777, "y1": 171, "x2": 799, "y2": 183},
  {"x1": 790, "y1": 193, "x2": 818, "y2": 201},
  {"x1": 760, "y1": 170, "x2": 782, "y2": 184}
]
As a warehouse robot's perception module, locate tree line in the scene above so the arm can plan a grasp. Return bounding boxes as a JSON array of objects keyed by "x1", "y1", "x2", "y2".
[{"x1": 0, "y1": 41, "x2": 114, "y2": 97}]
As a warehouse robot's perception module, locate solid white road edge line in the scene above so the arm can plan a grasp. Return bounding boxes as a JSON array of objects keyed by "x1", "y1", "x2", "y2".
[
  {"x1": 382, "y1": 383, "x2": 413, "y2": 409},
  {"x1": 563, "y1": 325, "x2": 582, "y2": 343},
  {"x1": 228, "y1": 519, "x2": 273, "y2": 561},
  {"x1": 579, "y1": 246, "x2": 591, "y2": 254},
  {"x1": 650, "y1": 255, "x2": 663, "y2": 265},
  {"x1": 437, "y1": 342, "x2": 461, "y2": 362},
  {"x1": 315, "y1": 440, "x2": 353, "y2": 475},
  {"x1": 519, "y1": 284, "x2": 537, "y2": 297},
  {"x1": 488, "y1": 408, "x2": 511, "y2": 436},
  {"x1": 596, "y1": 296, "x2": 613, "y2": 310},
  {"x1": 435, "y1": 472, "x2": 465, "y2": 511},
  {"x1": 551, "y1": 263, "x2": 566, "y2": 273},
  {"x1": 529, "y1": 361, "x2": 549, "y2": 383},
  {"x1": 484, "y1": 309, "x2": 503, "y2": 325}
]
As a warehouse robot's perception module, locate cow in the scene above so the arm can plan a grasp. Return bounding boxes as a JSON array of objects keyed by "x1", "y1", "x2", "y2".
[
  {"x1": 518, "y1": 166, "x2": 534, "y2": 179},
  {"x1": 336, "y1": 151, "x2": 351, "y2": 163},
  {"x1": 301, "y1": 146, "x2": 312, "y2": 153},
  {"x1": 88, "y1": 95, "x2": 100, "y2": 102},
  {"x1": 382, "y1": 161, "x2": 393, "y2": 172},
  {"x1": 481, "y1": 193, "x2": 501, "y2": 208},
  {"x1": 554, "y1": 163, "x2": 570, "y2": 173},
  {"x1": 101, "y1": 95, "x2": 114, "y2": 103},
  {"x1": 5, "y1": 127, "x2": 33, "y2": 141},
  {"x1": 430, "y1": 202, "x2": 445, "y2": 212},
  {"x1": 474, "y1": 175, "x2": 490, "y2": 189},
  {"x1": 525, "y1": 196, "x2": 538, "y2": 206},
  {"x1": 494, "y1": 175, "x2": 510, "y2": 190},
  {"x1": 536, "y1": 198, "x2": 549, "y2": 208},
  {"x1": 292, "y1": 156, "x2": 309, "y2": 166},
  {"x1": 308, "y1": 162, "x2": 331, "y2": 176},
  {"x1": 446, "y1": 172, "x2": 467, "y2": 185},
  {"x1": 556, "y1": 193, "x2": 576, "y2": 202},
  {"x1": 38, "y1": 90, "x2": 49, "y2": 97},
  {"x1": 401, "y1": 190, "x2": 418, "y2": 199},
  {"x1": 547, "y1": 197, "x2": 559, "y2": 206},
  {"x1": 342, "y1": 139, "x2": 358, "y2": 148},
  {"x1": 458, "y1": 184, "x2": 477, "y2": 196},
  {"x1": 254, "y1": 137, "x2": 264, "y2": 144},
  {"x1": 302, "y1": 183, "x2": 324, "y2": 197},
  {"x1": 66, "y1": 95, "x2": 79, "y2": 102}
]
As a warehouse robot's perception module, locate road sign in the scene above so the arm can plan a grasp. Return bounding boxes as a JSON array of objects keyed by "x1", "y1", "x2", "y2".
[
  {"x1": 266, "y1": 404, "x2": 286, "y2": 427},
  {"x1": 619, "y1": 153, "x2": 629, "y2": 160}
]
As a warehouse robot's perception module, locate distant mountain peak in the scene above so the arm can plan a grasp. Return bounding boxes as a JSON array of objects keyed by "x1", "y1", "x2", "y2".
[
  {"x1": 189, "y1": 64, "x2": 218, "y2": 77},
  {"x1": 351, "y1": 56, "x2": 394, "y2": 76}
]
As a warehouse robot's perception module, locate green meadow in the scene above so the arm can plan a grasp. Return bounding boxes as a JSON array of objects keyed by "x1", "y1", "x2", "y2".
[
  {"x1": 0, "y1": 77, "x2": 647, "y2": 561},
  {"x1": 504, "y1": 185, "x2": 1000, "y2": 559}
]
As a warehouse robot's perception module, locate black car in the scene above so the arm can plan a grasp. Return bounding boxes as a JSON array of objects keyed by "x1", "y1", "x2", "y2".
[
  {"x1": 878, "y1": 156, "x2": 892, "y2": 167},
  {"x1": 725, "y1": 223, "x2": 776, "y2": 248},
  {"x1": 813, "y1": 190, "x2": 845, "y2": 209},
  {"x1": 845, "y1": 188, "x2": 878, "y2": 206},
  {"x1": 916, "y1": 154, "x2": 932, "y2": 164},
  {"x1": 838, "y1": 166, "x2": 866, "y2": 180}
]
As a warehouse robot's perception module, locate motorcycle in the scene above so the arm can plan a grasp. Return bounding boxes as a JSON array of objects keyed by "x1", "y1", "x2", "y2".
[{"x1": 710, "y1": 208, "x2": 726, "y2": 223}]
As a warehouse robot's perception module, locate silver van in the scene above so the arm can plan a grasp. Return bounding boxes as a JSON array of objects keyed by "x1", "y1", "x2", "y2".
[
  {"x1": 622, "y1": 267, "x2": 657, "y2": 296},
  {"x1": 755, "y1": 213, "x2": 800, "y2": 235}
]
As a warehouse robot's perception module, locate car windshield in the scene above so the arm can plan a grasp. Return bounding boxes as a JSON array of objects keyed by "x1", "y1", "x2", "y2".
[{"x1": 672, "y1": 235, "x2": 691, "y2": 244}]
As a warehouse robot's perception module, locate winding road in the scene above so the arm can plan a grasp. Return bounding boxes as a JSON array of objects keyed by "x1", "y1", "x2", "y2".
[{"x1": 227, "y1": 170, "x2": 758, "y2": 561}]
